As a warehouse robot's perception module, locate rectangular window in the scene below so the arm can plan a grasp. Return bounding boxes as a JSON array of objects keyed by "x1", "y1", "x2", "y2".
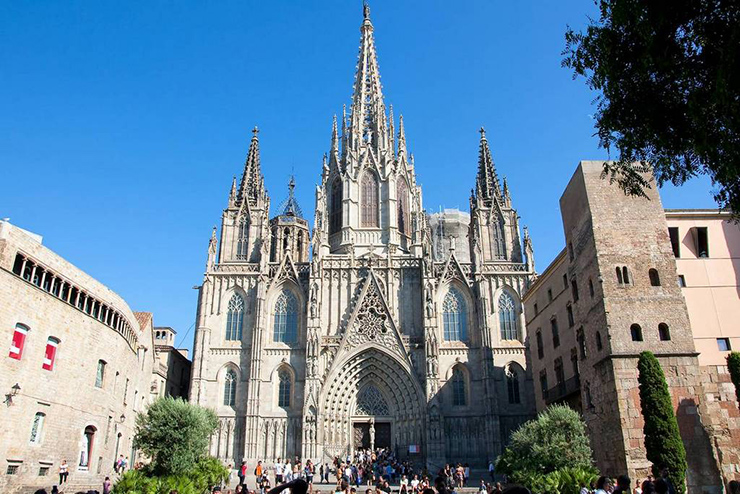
[
  {"x1": 718, "y1": 338, "x2": 731, "y2": 352},
  {"x1": 563, "y1": 274, "x2": 568, "y2": 290},
  {"x1": 9, "y1": 324, "x2": 29, "y2": 360},
  {"x1": 7, "y1": 464, "x2": 20, "y2": 475},
  {"x1": 695, "y1": 227, "x2": 709, "y2": 257},
  {"x1": 567, "y1": 304, "x2": 575, "y2": 328},
  {"x1": 536, "y1": 330, "x2": 544, "y2": 359},
  {"x1": 589, "y1": 278, "x2": 595, "y2": 298},
  {"x1": 42, "y1": 337, "x2": 59, "y2": 371},
  {"x1": 95, "y1": 360, "x2": 106, "y2": 388},
  {"x1": 678, "y1": 275, "x2": 687, "y2": 287},
  {"x1": 123, "y1": 378, "x2": 129, "y2": 404},
  {"x1": 534, "y1": 303, "x2": 538, "y2": 316},
  {"x1": 554, "y1": 358, "x2": 565, "y2": 386},
  {"x1": 38, "y1": 466, "x2": 49, "y2": 476},
  {"x1": 547, "y1": 289, "x2": 553, "y2": 303},
  {"x1": 577, "y1": 327, "x2": 587, "y2": 360},
  {"x1": 571, "y1": 279, "x2": 579, "y2": 301},
  {"x1": 539, "y1": 371, "x2": 548, "y2": 399},
  {"x1": 29, "y1": 412, "x2": 45, "y2": 444},
  {"x1": 551, "y1": 317, "x2": 560, "y2": 348},
  {"x1": 668, "y1": 227, "x2": 680, "y2": 257}
]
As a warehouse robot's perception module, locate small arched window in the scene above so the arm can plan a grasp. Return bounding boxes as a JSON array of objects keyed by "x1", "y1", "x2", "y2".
[
  {"x1": 95, "y1": 360, "x2": 106, "y2": 388},
  {"x1": 658, "y1": 323, "x2": 671, "y2": 341},
  {"x1": 226, "y1": 294, "x2": 244, "y2": 341},
  {"x1": 631, "y1": 324, "x2": 643, "y2": 342},
  {"x1": 9, "y1": 323, "x2": 29, "y2": 360},
  {"x1": 330, "y1": 179, "x2": 343, "y2": 235},
  {"x1": 361, "y1": 172, "x2": 379, "y2": 227},
  {"x1": 443, "y1": 288, "x2": 467, "y2": 341},
  {"x1": 507, "y1": 368, "x2": 521, "y2": 404},
  {"x1": 596, "y1": 331, "x2": 603, "y2": 351},
  {"x1": 649, "y1": 269, "x2": 661, "y2": 286},
  {"x1": 236, "y1": 217, "x2": 249, "y2": 260},
  {"x1": 223, "y1": 369, "x2": 237, "y2": 406},
  {"x1": 499, "y1": 292, "x2": 518, "y2": 340},
  {"x1": 273, "y1": 290, "x2": 298, "y2": 343},
  {"x1": 451, "y1": 367, "x2": 467, "y2": 406},
  {"x1": 278, "y1": 370, "x2": 291, "y2": 408},
  {"x1": 397, "y1": 179, "x2": 409, "y2": 236},
  {"x1": 29, "y1": 412, "x2": 45, "y2": 444}
]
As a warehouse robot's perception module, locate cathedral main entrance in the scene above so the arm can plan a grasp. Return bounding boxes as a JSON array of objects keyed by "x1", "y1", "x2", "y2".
[{"x1": 352, "y1": 421, "x2": 392, "y2": 450}]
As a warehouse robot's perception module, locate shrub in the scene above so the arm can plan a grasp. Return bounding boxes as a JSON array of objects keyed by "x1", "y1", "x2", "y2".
[
  {"x1": 133, "y1": 396, "x2": 218, "y2": 476},
  {"x1": 112, "y1": 457, "x2": 228, "y2": 494},
  {"x1": 727, "y1": 352, "x2": 740, "y2": 403},
  {"x1": 638, "y1": 351, "x2": 687, "y2": 494},
  {"x1": 497, "y1": 404, "x2": 595, "y2": 481}
]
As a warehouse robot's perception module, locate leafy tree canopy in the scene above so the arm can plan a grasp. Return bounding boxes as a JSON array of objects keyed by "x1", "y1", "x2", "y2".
[
  {"x1": 496, "y1": 404, "x2": 595, "y2": 480},
  {"x1": 727, "y1": 351, "x2": 740, "y2": 403},
  {"x1": 563, "y1": 0, "x2": 740, "y2": 212},
  {"x1": 133, "y1": 396, "x2": 219, "y2": 476}
]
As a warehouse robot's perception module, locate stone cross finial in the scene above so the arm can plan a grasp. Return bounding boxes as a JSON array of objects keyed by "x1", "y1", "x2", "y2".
[
  {"x1": 479, "y1": 127, "x2": 486, "y2": 139},
  {"x1": 252, "y1": 126, "x2": 259, "y2": 137},
  {"x1": 363, "y1": 1, "x2": 370, "y2": 20}
]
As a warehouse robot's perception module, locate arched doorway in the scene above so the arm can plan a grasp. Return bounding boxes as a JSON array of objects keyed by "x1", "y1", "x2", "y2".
[{"x1": 320, "y1": 347, "x2": 425, "y2": 460}]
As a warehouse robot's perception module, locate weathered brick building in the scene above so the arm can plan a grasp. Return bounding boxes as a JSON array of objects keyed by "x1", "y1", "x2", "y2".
[
  {"x1": 0, "y1": 220, "x2": 190, "y2": 493},
  {"x1": 523, "y1": 161, "x2": 740, "y2": 492}
]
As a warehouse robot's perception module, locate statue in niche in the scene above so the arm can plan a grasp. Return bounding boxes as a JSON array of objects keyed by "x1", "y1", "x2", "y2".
[{"x1": 425, "y1": 292, "x2": 434, "y2": 318}]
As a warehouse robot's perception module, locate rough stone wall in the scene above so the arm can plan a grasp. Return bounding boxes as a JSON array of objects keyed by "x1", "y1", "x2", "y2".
[{"x1": 0, "y1": 222, "x2": 156, "y2": 494}]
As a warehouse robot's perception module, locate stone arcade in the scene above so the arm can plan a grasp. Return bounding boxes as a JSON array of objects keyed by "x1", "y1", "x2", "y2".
[{"x1": 189, "y1": 5, "x2": 536, "y2": 468}]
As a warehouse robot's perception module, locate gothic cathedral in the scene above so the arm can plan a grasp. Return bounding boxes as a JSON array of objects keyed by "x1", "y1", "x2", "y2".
[{"x1": 190, "y1": 6, "x2": 536, "y2": 468}]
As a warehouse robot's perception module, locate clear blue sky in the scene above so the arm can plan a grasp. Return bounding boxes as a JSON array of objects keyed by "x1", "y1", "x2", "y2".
[{"x1": 0, "y1": 1, "x2": 717, "y2": 352}]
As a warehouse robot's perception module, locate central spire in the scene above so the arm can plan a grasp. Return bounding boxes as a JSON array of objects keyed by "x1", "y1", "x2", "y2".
[{"x1": 348, "y1": 2, "x2": 390, "y2": 155}]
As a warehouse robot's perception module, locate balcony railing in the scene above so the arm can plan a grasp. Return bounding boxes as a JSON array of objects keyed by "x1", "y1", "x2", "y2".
[{"x1": 545, "y1": 374, "x2": 581, "y2": 404}]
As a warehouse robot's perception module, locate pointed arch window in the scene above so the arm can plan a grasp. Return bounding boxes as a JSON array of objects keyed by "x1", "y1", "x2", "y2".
[
  {"x1": 451, "y1": 367, "x2": 467, "y2": 406},
  {"x1": 499, "y1": 292, "x2": 518, "y2": 340},
  {"x1": 278, "y1": 369, "x2": 291, "y2": 408},
  {"x1": 397, "y1": 179, "x2": 409, "y2": 236},
  {"x1": 443, "y1": 288, "x2": 467, "y2": 341},
  {"x1": 226, "y1": 294, "x2": 244, "y2": 341},
  {"x1": 507, "y1": 368, "x2": 521, "y2": 404},
  {"x1": 330, "y1": 179, "x2": 343, "y2": 235},
  {"x1": 236, "y1": 217, "x2": 249, "y2": 260},
  {"x1": 492, "y1": 218, "x2": 506, "y2": 259},
  {"x1": 223, "y1": 369, "x2": 236, "y2": 406},
  {"x1": 273, "y1": 290, "x2": 298, "y2": 343},
  {"x1": 361, "y1": 172, "x2": 379, "y2": 227}
]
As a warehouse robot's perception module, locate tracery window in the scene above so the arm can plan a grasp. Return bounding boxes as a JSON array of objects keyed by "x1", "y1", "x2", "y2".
[
  {"x1": 330, "y1": 179, "x2": 343, "y2": 235},
  {"x1": 236, "y1": 217, "x2": 249, "y2": 260},
  {"x1": 361, "y1": 172, "x2": 379, "y2": 227},
  {"x1": 507, "y1": 368, "x2": 521, "y2": 404},
  {"x1": 273, "y1": 289, "x2": 298, "y2": 343},
  {"x1": 451, "y1": 367, "x2": 467, "y2": 406},
  {"x1": 397, "y1": 179, "x2": 409, "y2": 236},
  {"x1": 499, "y1": 292, "x2": 518, "y2": 340},
  {"x1": 223, "y1": 369, "x2": 236, "y2": 406},
  {"x1": 226, "y1": 294, "x2": 244, "y2": 341},
  {"x1": 356, "y1": 385, "x2": 390, "y2": 415},
  {"x1": 443, "y1": 288, "x2": 467, "y2": 341},
  {"x1": 278, "y1": 370, "x2": 291, "y2": 408}
]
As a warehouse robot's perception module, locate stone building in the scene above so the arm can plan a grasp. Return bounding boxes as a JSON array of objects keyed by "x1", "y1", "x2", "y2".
[
  {"x1": 153, "y1": 326, "x2": 192, "y2": 399},
  {"x1": 523, "y1": 161, "x2": 740, "y2": 492},
  {"x1": 189, "y1": 5, "x2": 536, "y2": 468},
  {"x1": 0, "y1": 219, "x2": 187, "y2": 493}
]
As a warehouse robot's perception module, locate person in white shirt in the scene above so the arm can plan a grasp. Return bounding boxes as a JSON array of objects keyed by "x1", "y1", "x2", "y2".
[
  {"x1": 410, "y1": 475, "x2": 420, "y2": 492},
  {"x1": 275, "y1": 458, "x2": 284, "y2": 484}
]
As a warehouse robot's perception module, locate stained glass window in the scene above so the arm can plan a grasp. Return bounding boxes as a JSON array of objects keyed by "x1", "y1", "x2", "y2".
[
  {"x1": 443, "y1": 288, "x2": 467, "y2": 341},
  {"x1": 226, "y1": 294, "x2": 244, "y2": 341},
  {"x1": 278, "y1": 370, "x2": 291, "y2": 407},
  {"x1": 361, "y1": 172, "x2": 379, "y2": 227},
  {"x1": 273, "y1": 290, "x2": 298, "y2": 343},
  {"x1": 224, "y1": 369, "x2": 236, "y2": 406},
  {"x1": 499, "y1": 292, "x2": 518, "y2": 340},
  {"x1": 451, "y1": 368, "x2": 466, "y2": 406},
  {"x1": 356, "y1": 385, "x2": 390, "y2": 415}
]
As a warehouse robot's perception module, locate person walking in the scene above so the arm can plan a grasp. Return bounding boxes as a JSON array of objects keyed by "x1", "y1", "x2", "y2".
[
  {"x1": 58, "y1": 460, "x2": 69, "y2": 485},
  {"x1": 239, "y1": 461, "x2": 247, "y2": 487}
]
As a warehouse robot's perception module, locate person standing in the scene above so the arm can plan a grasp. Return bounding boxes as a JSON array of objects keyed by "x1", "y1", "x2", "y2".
[
  {"x1": 58, "y1": 460, "x2": 69, "y2": 486},
  {"x1": 276, "y1": 458, "x2": 284, "y2": 484},
  {"x1": 239, "y1": 461, "x2": 247, "y2": 487},
  {"x1": 306, "y1": 460, "x2": 315, "y2": 485},
  {"x1": 103, "y1": 476, "x2": 112, "y2": 494},
  {"x1": 488, "y1": 460, "x2": 495, "y2": 483}
]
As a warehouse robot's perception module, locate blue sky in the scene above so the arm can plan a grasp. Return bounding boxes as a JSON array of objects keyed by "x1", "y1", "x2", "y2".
[{"x1": 0, "y1": 1, "x2": 717, "y2": 352}]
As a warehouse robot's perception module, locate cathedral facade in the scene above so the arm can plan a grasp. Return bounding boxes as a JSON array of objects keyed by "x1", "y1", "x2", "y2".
[{"x1": 189, "y1": 6, "x2": 536, "y2": 467}]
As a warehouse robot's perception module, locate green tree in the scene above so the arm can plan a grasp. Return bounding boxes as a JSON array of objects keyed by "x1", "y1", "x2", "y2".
[
  {"x1": 637, "y1": 351, "x2": 687, "y2": 494},
  {"x1": 496, "y1": 404, "x2": 595, "y2": 481},
  {"x1": 133, "y1": 396, "x2": 219, "y2": 476},
  {"x1": 727, "y1": 352, "x2": 740, "y2": 403},
  {"x1": 563, "y1": 0, "x2": 740, "y2": 213}
]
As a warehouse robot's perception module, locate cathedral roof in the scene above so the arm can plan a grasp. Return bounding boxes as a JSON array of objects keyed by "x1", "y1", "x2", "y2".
[{"x1": 275, "y1": 175, "x2": 304, "y2": 218}]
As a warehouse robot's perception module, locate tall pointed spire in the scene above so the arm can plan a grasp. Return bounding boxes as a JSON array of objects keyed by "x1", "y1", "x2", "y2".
[
  {"x1": 228, "y1": 176, "x2": 237, "y2": 208},
  {"x1": 238, "y1": 126, "x2": 264, "y2": 208},
  {"x1": 348, "y1": 1, "x2": 389, "y2": 154},
  {"x1": 388, "y1": 104, "x2": 395, "y2": 156},
  {"x1": 397, "y1": 114, "x2": 407, "y2": 157},
  {"x1": 476, "y1": 127, "x2": 501, "y2": 204},
  {"x1": 331, "y1": 115, "x2": 339, "y2": 153}
]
